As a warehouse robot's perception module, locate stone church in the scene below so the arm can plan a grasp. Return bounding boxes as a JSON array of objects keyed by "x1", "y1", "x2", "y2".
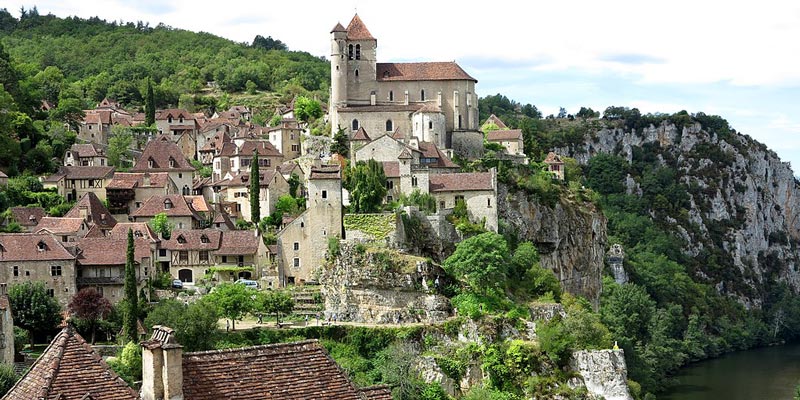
[{"x1": 329, "y1": 15, "x2": 484, "y2": 158}]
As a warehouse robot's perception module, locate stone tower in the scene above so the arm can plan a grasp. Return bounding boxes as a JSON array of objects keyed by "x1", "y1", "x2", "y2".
[{"x1": 329, "y1": 23, "x2": 348, "y2": 129}]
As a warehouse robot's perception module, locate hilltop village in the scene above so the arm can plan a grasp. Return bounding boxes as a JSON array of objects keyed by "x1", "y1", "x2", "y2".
[{"x1": 0, "y1": 14, "x2": 617, "y2": 400}]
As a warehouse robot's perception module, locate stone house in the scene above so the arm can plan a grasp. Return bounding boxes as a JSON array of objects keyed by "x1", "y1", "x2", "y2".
[
  {"x1": 211, "y1": 140, "x2": 284, "y2": 182},
  {"x1": 486, "y1": 129, "x2": 524, "y2": 155},
  {"x1": 75, "y1": 236, "x2": 153, "y2": 303},
  {"x1": 42, "y1": 166, "x2": 115, "y2": 202},
  {"x1": 34, "y1": 217, "x2": 90, "y2": 245},
  {"x1": 160, "y1": 229, "x2": 222, "y2": 285},
  {"x1": 140, "y1": 325, "x2": 390, "y2": 400},
  {"x1": 329, "y1": 15, "x2": 483, "y2": 158},
  {"x1": 78, "y1": 109, "x2": 113, "y2": 144},
  {"x1": 106, "y1": 172, "x2": 178, "y2": 218},
  {"x1": 267, "y1": 117, "x2": 303, "y2": 160},
  {"x1": 482, "y1": 114, "x2": 509, "y2": 130},
  {"x1": 3, "y1": 325, "x2": 139, "y2": 400},
  {"x1": 276, "y1": 165, "x2": 342, "y2": 285},
  {"x1": 429, "y1": 169, "x2": 499, "y2": 232},
  {"x1": 129, "y1": 194, "x2": 204, "y2": 230},
  {"x1": 544, "y1": 152, "x2": 565, "y2": 180},
  {"x1": 131, "y1": 135, "x2": 197, "y2": 194},
  {"x1": 197, "y1": 127, "x2": 233, "y2": 166},
  {"x1": 63, "y1": 143, "x2": 108, "y2": 167},
  {"x1": 0, "y1": 233, "x2": 77, "y2": 306},
  {"x1": 155, "y1": 109, "x2": 198, "y2": 160},
  {"x1": 212, "y1": 169, "x2": 290, "y2": 222},
  {"x1": 214, "y1": 230, "x2": 267, "y2": 283},
  {"x1": 64, "y1": 192, "x2": 117, "y2": 237}
]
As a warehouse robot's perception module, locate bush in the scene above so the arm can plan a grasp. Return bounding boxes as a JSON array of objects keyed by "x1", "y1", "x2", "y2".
[
  {"x1": 0, "y1": 364, "x2": 17, "y2": 398},
  {"x1": 107, "y1": 341, "x2": 142, "y2": 385},
  {"x1": 151, "y1": 272, "x2": 172, "y2": 289}
]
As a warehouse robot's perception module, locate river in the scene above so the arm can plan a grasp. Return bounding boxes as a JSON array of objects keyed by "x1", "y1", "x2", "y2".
[{"x1": 660, "y1": 342, "x2": 800, "y2": 399}]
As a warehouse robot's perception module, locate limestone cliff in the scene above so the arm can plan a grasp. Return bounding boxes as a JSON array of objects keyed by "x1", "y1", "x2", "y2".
[
  {"x1": 320, "y1": 242, "x2": 451, "y2": 323},
  {"x1": 557, "y1": 121, "x2": 800, "y2": 305},
  {"x1": 569, "y1": 349, "x2": 633, "y2": 400},
  {"x1": 498, "y1": 183, "x2": 607, "y2": 304}
]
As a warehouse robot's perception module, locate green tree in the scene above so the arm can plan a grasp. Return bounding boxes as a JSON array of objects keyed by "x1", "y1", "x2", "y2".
[
  {"x1": 149, "y1": 212, "x2": 173, "y2": 239},
  {"x1": 8, "y1": 281, "x2": 61, "y2": 344},
  {"x1": 0, "y1": 364, "x2": 18, "y2": 397},
  {"x1": 510, "y1": 242, "x2": 539, "y2": 278},
  {"x1": 288, "y1": 173, "x2": 301, "y2": 198},
  {"x1": 107, "y1": 341, "x2": 142, "y2": 385},
  {"x1": 123, "y1": 228, "x2": 139, "y2": 343},
  {"x1": 330, "y1": 126, "x2": 349, "y2": 156},
  {"x1": 586, "y1": 153, "x2": 628, "y2": 195},
  {"x1": 256, "y1": 290, "x2": 294, "y2": 323},
  {"x1": 144, "y1": 298, "x2": 220, "y2": 352},
  {"x1": 107, "y1": 127, "x2": 133, "y2": 168},
  {"x1": 346, "y1": 160, "x2": 387, "y2": 213},
  {"x1": 68, "y1": 287, "x2": 112, "y2": 344},
  {"x1": 443, "y1": 232, "x2": 509, "y2": 293},
  {"x1": 207, "y1": 282, "x2": 252, "y2": 331},
  {"x1": 250, "y1": 150, "x2": 260, "y2": 224},
  {"x1": 275, "y1": 194, "x2": 299, "y2": 216},
  {"x1": 145, "y1": 78, "x2": 155, "y2": 126},
  {"x1": 294, "y1": 96, "x2": 323, "y2": 123}
]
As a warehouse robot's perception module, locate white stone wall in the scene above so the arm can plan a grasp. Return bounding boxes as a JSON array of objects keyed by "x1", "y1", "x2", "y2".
[{"x1": 0, "y1": 260, "x2": 77, "y2": 306}]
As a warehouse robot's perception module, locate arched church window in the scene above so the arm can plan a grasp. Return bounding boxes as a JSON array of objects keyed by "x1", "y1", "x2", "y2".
[
  {"x1": 352, "y1": 119, "x2": 359, "y2": 131},
  {"x1": 355, "y1": 44, "x2": 361, "y2": 60},
  {"x1": 348, "y1": 44, "x2": 353, "y2": 60},
  {"x1": 421, "y1": 90, "x2": 425, "y2": 101},
  {"x1": 355, "y1": 69, "x2": 359, "y2": 77},
  {"x1": 386, "y1": 120, "x2": 393, "y2": 132},
  {"x1": 389, "y1": 91, "x2": 394, "y2": 101}
]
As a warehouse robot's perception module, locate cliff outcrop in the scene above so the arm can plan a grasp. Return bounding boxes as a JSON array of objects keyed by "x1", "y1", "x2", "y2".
[
  {"x1": 558, "y1": 121, "x2": 800, "y2": 305},
  {"x1": 498, "y1": 183, "x2": 608, "y2": 304}
]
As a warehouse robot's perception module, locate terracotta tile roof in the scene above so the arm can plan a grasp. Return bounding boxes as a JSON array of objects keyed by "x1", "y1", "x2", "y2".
[
  {"x1": 214, "y1": 230, "x2": 260, "y2": 256},
  {"x1": 64, "y1": 192, "x2": 117, "y2": 229},
  {"x1": 351, "y1": 127, "x2": 371, "y2": 141},
  {"x1": 345, "y1": 14, "x2": 374, "y2": 40},
  {"x1": 131, "y1": 135, "x2": 196, "y2": 172},
  {"x1": 112, "y1": 116, "x2": 133, "y2": 127},
  {"x1": 181, "y1": 340, "x2": 362, "y2": 400},
  {"x1": 212, "y1": 212, "x2": 236, "y2": 230},
  {"x1": 359, "y1": 386, "x2": 393, "y2": 400},
  {"x1": 331, "y1": 22, "x2": 346, "y2": 33},
  {"x1": 309, "y1": 165, "x2": 341, "y2": 180},
  {"x1": 279, "y1": 161, "x2": 301, "y2": 176},
  {"x1": 544, "y1": 152, "x2": 564, "y2": 164},
  {"x1": 429, "y1": 172, "x2": 494, "y2": 192},
  {"x1": 486, "y1": 129, "x2": 523, "y2": 141},
  {"x1": 50, "y1": 166, "x2": 115, "y2": 180},
  {"x1": 381, "y1": 161, "x2": 400, "y2": 178},
  {"x1": 129, "y1": 195, "x2": 201, "y2": 220},
  {"x1": 76, "y1": 237, "x2": 152, "y2": 266},
  {"x1": 376, "y1": 62, "x2": 477, "y2": 82},
  {"x1": 156, "y1": 108, "x2": 194, "y2": 121},
  {"x1": 0, "y1": 233, "x2": 75, "y2": 262},
  {"x1": 34, "y1": 217, "x2": 85, "y2": 235},
  {"x1": 266, "y1": 244, "x2": 278, "y2": 254},
  {"x1": 2, "y1": 325, "x2": 138, "y2": 400},
  {"x1": 417, "y1": 142, "x2": 458, "y2": 168},
  {"x1": 217, "y1": 142, "x2": 238, "y2": 157},
  {"x1": 69, "y1": 143, "x2": 104, "y2": 158},
  {"x1": 9, "y1": 207, "x2": 45, "y2": 227},
  {"x1": 107, "y1": 172, "x2": 172, "y2": 189},
  {"x1": 238, "y1": 140, "x2": 283, "y2": 158},
  {"x1": 107, "y1": 223, "x2": 159, "y2": 241},
  {"x1": 193, "y1": 176, "x2": 212, "y2": 190},
  {"x1": 185, "y1": 195, "x2": 211, "y2": 213},
  {"x1": 83, "y1": 110, "x2": 112, "y2": 125},
  {"x1": 199, "y1": 132, "x2": 232, "y2": 153},
  {"x1": 161, "y1": 229, "x2": 222, "y2": 251}
]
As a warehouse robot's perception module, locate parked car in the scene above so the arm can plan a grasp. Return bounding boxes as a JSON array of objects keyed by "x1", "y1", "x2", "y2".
[
  {"x1": 172, "y1": 279, "x2": 183, "y2": 289},
  {"x1": 235, "y1": 279, "x2": 259, "y2": 289}
]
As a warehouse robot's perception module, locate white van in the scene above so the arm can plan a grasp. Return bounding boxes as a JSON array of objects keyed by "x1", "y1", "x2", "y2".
[{"x1": 236, "y1": 279, "x2": 259, "y2": 289}]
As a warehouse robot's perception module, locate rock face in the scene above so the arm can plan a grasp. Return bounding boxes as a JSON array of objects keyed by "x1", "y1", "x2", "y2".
[
  {"x1": 560, "y1": 121, "x2": 800, "y2": 304},
  {"x1": 320, "y1": 242, "x2": 451, "y2": 323},
  {"x1": 570, "y1": 349, "x2": 633, "y2": 400},
  {"x1": 499, "y1": 183, "x2": 607, "y2": 305}
]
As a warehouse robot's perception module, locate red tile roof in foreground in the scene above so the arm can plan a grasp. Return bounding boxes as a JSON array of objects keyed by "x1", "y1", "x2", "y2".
[
  {"x1": 2, "y1": 326, "x2": 138, "y2": 400},
  {"x1": 181, "y1": 340, "x2": 362, "y2": 400},
  {"x1": 429, "y1": 172, "x2": 494, "y2": 193},
  {"x1": 0, "y1": 233, "x2": 74, "y2": 262},
  {"x1": 377, "y1": 62, "x2": 477, "y2": 82},
  {"x1": 76, "y1": 237, "x2": 152, "y2": 266}
]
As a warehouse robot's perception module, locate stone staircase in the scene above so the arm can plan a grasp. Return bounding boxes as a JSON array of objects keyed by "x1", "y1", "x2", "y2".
[{"x1": 291, "y1": 286, "x2": 323, "y2": 317}]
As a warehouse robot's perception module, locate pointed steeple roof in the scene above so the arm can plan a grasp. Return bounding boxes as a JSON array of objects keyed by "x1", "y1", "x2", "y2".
[
  {"x1": 346, "y1": 14, "x2": 375, "y2": 40},
  {"x1": 331, "y1": 22, "x2": 346, "y2": 33},
  {"x1": 398, "y1": 148, "x2": 413, "y2": 159},
  {"x1": 3, "y1": 326, "x2": 138, "y2": 400},
  {"x1": 352, "y1": 127, "x2": 371, "y2": 141},
  {"x1": 64, "y1": 192, "x2": 117, "y2": 230}
]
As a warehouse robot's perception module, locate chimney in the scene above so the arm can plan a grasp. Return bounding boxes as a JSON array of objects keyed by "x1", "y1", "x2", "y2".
[
  {"x1": 79, "y1": 205, "x2": 88, "y2": 221},
  {"x1": 141, "y1": 325, "x2": 184, "y2": 400},
  {"x1": 143, "y1": 172, "x2": 151, "y2": 187}
]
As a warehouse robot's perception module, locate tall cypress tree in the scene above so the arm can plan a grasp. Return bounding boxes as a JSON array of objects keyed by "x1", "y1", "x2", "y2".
[
  {"x1": 124, "y1": 228, "x2": 139, "y2": 343},
  {"x1": 145, "y1": 79, "x2": 155, "y2": 126},
  {"x1": 250, "y1": 149, "x2": 260, "y2": 225}
]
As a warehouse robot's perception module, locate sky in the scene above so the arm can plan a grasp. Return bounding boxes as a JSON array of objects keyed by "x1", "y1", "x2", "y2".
[{"x1": 6, "y1": 0, "x2": 800, "y2": 171}]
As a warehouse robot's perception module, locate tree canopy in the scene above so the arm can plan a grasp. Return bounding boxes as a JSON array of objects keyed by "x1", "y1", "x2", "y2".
[
  {"x1": 8, "y1": 281, "x2": 61, "y2": 342},
  {"x1": 345, "y1": 160, "x2": 387, "y2": 213}
]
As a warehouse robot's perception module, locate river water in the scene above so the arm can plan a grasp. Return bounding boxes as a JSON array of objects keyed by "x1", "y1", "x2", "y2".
[{"x1": 660, "y1": 342, "x2": 800, "y2": 399}]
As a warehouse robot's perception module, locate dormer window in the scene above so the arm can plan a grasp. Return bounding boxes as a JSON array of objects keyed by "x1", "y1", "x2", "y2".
[
  {"x1": 168, "y1": 116, "x2": 173, "y2": 123},
  {"x1": 169, "y1": 157, "x2": 176, "y2": 168},
  {"x1": 383, "y1": 71, "x2": 390, "y2": 78},
  {"x1": 201, "y1": 234, "x2": 210, "y2": 244},
  {"x1": 37, "y1": 241, "x2": 47, "y2": 251},
  {"x1": 148, "y1": 157, "x2": 155, "y2": 168},
  {"x1": 134, "y1": 230, "x2": 143, "y2": 238},
  {"x1": 179, "y1": 116, "x2": 184, "y2": 123},
  {"x1": 177, "y1": 235, "x2": 186, "y2": 244},
  {"x1": 164, "y1": 199, "x2": 173, "y2": 210}
]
